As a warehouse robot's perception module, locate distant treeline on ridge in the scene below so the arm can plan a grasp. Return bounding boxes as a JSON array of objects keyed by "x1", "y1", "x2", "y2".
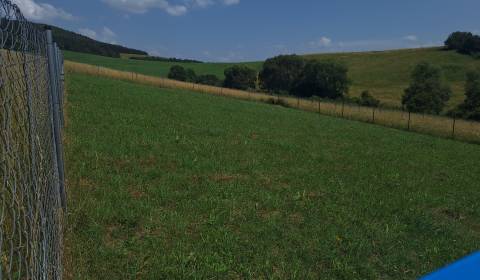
[
  {"x1": 130, "y1": 56, "x2": 203, "y2": 63},
  {"x1": 34, "y1": 23, "x2": 148, "y2": 58}
]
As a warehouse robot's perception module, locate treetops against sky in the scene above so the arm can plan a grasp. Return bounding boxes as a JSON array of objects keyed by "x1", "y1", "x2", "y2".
[{"x1": 12, "y1": 0, "x2": 480, "y2": 62}]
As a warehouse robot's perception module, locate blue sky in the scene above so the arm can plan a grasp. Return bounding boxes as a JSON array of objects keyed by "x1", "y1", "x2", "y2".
[{"x1": 12, "y1": 0, "x2": 480, "y2": 62}]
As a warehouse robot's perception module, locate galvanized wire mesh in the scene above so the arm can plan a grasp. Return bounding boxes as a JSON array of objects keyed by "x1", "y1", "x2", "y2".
[{"x1": 0, "y1": 0, "x2": 66, "y2": 279}]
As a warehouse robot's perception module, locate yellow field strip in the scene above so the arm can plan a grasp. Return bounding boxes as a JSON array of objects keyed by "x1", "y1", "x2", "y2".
[{"x1": 65, "y1": 60, "x2": 480, "y2": 143}]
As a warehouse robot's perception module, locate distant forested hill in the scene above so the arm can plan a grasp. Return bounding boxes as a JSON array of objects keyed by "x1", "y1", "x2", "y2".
[{"x1": 36, "y1": 23, "x2": 147, "y2": 58}]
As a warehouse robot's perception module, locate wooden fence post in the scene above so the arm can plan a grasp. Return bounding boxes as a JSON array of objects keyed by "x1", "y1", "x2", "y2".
[
  {"x1": 452, "y1": 115, "x2": 456, "y2": 139},
  {"x1": 407, "y1": 112, "x2": 411, "y2": 131}
]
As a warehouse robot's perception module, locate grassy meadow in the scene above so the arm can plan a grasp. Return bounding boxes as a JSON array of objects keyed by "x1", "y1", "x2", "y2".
[
  {"x1": 63, "y1": 50, "x2": 262, "y2": 79},
  {"x1": 65, "y1": 73, "x2": 480, "y2": 279},
  {"x1": 65, "y1": 61, "x2": 480, "y2": 143},
  {"x1": 305, "y1": 47, "x2": 480, "y2": 107},
  {"x1": 64, "y1": 47, "x2": 480, "y2": 108}
]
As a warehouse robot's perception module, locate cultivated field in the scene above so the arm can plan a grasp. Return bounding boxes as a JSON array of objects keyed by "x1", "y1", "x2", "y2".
[
  {"x1": 65, "y1": 73, "x2": 480, "y2": 279},
  {"x1": 64, "y1": 47, "x2": 480, "y2": 108}
]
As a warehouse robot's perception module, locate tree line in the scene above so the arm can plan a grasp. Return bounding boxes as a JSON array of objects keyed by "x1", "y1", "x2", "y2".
[
  {"x1": 445, "y1": 31, "x2": 480, "y2": 57},
  {"x1": 168, "y1": 54, "x2": 480, "y2": 121},
  {"x1": 34, "y1": 23, "x2": 147, "y2": 58},
  {"x1": 168, "y1": 55, "x2": 391, "y2": 109},
  {"x1": 130, "y1": 56, "x2": 203, "y2": 63}
]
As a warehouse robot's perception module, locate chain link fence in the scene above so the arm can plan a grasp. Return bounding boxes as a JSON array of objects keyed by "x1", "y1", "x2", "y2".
[{"x1": 0, "y1": 0, "x2": 66, "y2": 279}]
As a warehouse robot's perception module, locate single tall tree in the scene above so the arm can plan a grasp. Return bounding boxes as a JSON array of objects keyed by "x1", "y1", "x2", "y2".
[
  {"x1": 402, "y1": 62, "x2": 451, "y2": 114},
  {"x1": 458, "y1": 69, "x2": 480, "y2": 120}
]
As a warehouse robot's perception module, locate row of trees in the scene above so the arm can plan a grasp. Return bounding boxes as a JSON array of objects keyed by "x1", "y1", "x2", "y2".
[
  {"x1": 168, "y1": 57, "x2": 480, "y2": 121},
  {"x1": 445, "y1": 32, "x2": 480, "y2": 56},
  {"x1": 168, "y1": 57, "x2": 352, "y2": 101},
  {"x1": 167, "y1": 65, "x2": 258, "y2": 89},
  {"x1": 401, "y1": 62, "x2": 480, "y2": 120},
  {"x1": 259, "y1": 55, "x2": 350, "y2": 99}
]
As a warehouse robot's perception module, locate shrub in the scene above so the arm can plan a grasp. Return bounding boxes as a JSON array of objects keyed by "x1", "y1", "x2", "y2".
[
  {"x1": 223, "y1": 65, "x2": 257, "y2": 90},
  {"x1": 259, "y1": 55, "x2": 306, "y2": 93},
  {"x1": 291, "y1": 60, "x2": 350, "y2": 99},
  {"x1": 358, "y1": 90, "x2": 380, "y2": 107},
  {"x1": 458, "y1": 69, "x2": 480, "y2": 120},
  {"x1": 167, "y1": 65, "x2": 197, "y2": 82},
  {"x1": 402, "y1": 62, "x2": 451, "y2": 114},
  {"x1": 262, "y1": 97, "x2": 290, "y2": 108},
  {"x1": 196, "y1": 74, "x2": 221, "y2": 86},
  {"x1": 168, "y1": 65, "x2": 187, "y2": 81}
]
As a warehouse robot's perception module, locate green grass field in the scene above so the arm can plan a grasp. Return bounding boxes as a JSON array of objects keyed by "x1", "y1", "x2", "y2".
[
  {"x1": 64, "y1": 47, "x2": 480, "y2": 108},
  {"x1": 65, "y1": 73, "x2": 480, "y2": 279}
]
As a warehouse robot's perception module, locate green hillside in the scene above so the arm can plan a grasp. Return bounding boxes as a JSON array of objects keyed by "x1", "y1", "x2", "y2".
[
  {"x1": 63, "y1": 50, "x2": 262, "y2": 79},
  {"x1": 64, "y1": 47, "x2": 480, "y2": 108},
  {"x1": 40, "y1": 24, "x2": 147, "y2": 57},
  {"x1": 66, "y1": 73, "x2": 480, "y2": 279},
  {"x1": 305, "y1": 48, "x2": 480, "y2": 107}
]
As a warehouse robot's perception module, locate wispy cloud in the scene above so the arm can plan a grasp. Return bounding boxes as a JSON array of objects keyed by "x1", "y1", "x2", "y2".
[
  {"x1": 309, "y1": 37, "x2": 332, "y2": 48},
  {"x1": 103, "y1": 0, "x2": 240, "y2": 16},
  {"x1": 12, "y1": 0, "x2": 75, "y2": 22},
  {"x1": 78, "y1": 26, "x2": 118, "y2": 44},
  {"x1": 403, "y1": 35, "x2": 418, "y2": 42}
]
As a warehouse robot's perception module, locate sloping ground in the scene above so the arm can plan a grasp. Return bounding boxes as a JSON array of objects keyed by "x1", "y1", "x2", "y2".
[
  {"x1": 305, "y1": 47, "x2": 480, "y2": 107},
  {"x1": 64, "y1": 47, "x2": 480, "y2": 108},
  {"x1": 65, "y1": 73, "x2": 480, "y2": 279},
  {"x1": 65, "y1": 60, "x2": 480, "y2": 144}
]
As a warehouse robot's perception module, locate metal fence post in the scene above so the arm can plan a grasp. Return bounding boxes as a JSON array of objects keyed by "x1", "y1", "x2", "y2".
[
  {"x1": 372, "y1": 107, "x2": 376, "y2": 123},
  {"x1": 341, "y1": 99, "x2": 345, "y2": 118},
  {"x1": 54, "y1": 43, "x2": 64, "y2": 126},
  {"x1": 46, "y1": 29, "x2": 67, "y2": 210}
]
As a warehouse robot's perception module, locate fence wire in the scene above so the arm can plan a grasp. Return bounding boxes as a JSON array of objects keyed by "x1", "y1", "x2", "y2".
[{"x1": 0, "y1": 0, "x2": 66, "y2": 279}]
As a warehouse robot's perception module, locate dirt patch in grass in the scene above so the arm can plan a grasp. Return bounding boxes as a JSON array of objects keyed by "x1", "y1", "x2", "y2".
[
  {"x1": 139, "y1": 155, "x2": 157, "y2": 168},
  {"x1": 129, "y1": 189, "x2": 146, "y2": 199}
]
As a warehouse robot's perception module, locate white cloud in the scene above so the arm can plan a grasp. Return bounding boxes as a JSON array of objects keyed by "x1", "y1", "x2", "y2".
[
  {"x1": 193, "y1": 0, "x2": 214, "y2": 7},
  {"x1": 102, "y1": 0, "x2": 187, "y2": 15},
  {"x1": 309, "y1": 37, "x2": 332, "y2": 48},
  {"x1": 222, "y1": 0, "x2": 240, "y2": 5},
  {"x1": 103, "y1": 0, "x2": 239, "y2": 15},
  {"x1": 78, "y1": 26, "x2": 118, "y2": 44},
  {"x1": 404, "y1": 35, "x2": 418, "y2": 41},
  {"x1": 12, "y1": 0, "x2": 74, "y2": 21}
]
